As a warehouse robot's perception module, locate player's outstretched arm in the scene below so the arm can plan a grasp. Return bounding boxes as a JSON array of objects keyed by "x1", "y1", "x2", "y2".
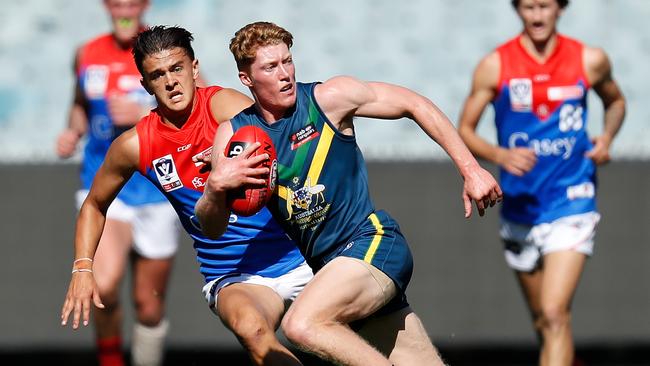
[
  {"x1": 458, "y1": 52, "x2": 537, "y2": 176},
  {"x1": 316, "y1": 76, "x2": 502, "y2": 217},
  {"x1": 196, "y1": 121, "x2": 270, "y2": 239},
  {"x1": 60, "y1": 129, "x2": 139, "y2": 329},
  {"x1": 57, "y1": 49, "x2": 88, "y2": 159},
  {"x1": 584, "y1": 47, "x2": 626, "y2": 165}
]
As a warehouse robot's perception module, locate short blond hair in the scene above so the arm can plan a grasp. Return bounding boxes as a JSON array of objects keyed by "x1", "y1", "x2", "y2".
[{"x1": 229, "y1": 22, "x2": 293, "y2": 70}]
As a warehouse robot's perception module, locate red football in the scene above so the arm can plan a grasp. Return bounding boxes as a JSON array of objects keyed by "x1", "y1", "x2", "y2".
[{"x1": 224, "y1": 125, "x2": 278, "y2": 216}]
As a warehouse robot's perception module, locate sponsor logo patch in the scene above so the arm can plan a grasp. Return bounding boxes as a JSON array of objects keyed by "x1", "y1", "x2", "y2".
[
  {"x1": 547, "y1": 86, "x2": 584, "y2": 101},
  {"x1": 567, "y1": 182, "x2": 595, "y2": 200},
  {"x1": 153, "y1": 154, "x2": 183, "y2": 192},
  {"x1": 290, "y1": 123, "x2": 320, "y2": 150}
]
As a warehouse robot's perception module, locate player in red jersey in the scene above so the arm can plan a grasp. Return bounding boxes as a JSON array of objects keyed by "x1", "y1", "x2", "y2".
[
  {"x1": 56, "y1": 2, "x2": 183, "y2": 366},
  {"x1": 458, "y1": 1, "x2": 625, "y2": 365},
  {"x1": 61, "y1": 25, "x2": 312, "y2": 366}
]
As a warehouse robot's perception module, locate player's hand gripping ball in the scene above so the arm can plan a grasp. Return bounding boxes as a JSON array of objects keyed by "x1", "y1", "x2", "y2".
[{"x1": 224, "y1": 126, "x2": 278, "y2": 216}]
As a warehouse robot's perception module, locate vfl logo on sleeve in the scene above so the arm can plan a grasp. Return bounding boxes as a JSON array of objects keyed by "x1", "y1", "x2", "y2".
[
  {"x1": 509, "y1": 78, "x2": 532, "y2": 112},
  {"x1": 153, "y1": 154, "x2": 183, "y2": 192},
  {"x1": 290, "y1": 123, "x2": 320, "y2": 150}
]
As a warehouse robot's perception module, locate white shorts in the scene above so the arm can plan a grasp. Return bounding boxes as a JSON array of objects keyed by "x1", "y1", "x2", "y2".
[
  {"x1": 76, "y1": 190, "x2": 180, "y2": 259},
  {"x1": 500, "y1": 211, "x2": 601, "y2": 272},
  {"x1": 202, "y1": 261, "x2": 313, "y2": 315}
]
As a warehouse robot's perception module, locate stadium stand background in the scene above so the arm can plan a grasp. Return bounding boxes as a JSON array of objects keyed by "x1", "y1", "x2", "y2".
[
  {"x1": 1, "y1": 0, "x2": 648, "y2": 364},
  {"x1": 1, "y1": 0, "x2": 649, "y2": 161}
]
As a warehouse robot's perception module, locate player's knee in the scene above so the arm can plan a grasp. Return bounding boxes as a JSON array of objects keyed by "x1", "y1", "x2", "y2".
[
  {"x1": 97, "y1": 288, "x2": 120, "y2": 310},
  {"x1": 134, "y1": 297, "x2": 164, "y2": 326},
  {"x1": 539, "y1": 304, "x2": 571, "y2": 333},
  {"x1": 229, "y1": 311, "x2": 274, "y2": 348},
  {"x1": 281, "y1": 312, "x2": 317, "y2": 349}
]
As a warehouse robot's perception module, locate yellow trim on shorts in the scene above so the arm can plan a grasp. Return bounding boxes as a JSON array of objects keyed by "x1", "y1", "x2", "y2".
[{"x1": 364, "y1": 213, "x2": 384, "y2": 263}]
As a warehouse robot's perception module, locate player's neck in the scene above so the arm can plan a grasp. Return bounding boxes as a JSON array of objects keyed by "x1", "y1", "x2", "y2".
[
  {"x1": 254, "y1": 102, "x2": 288, "y2": 125},
  {"x1": 111, "y1": 35, "x2": 134, "y2": 51},
  {"x1": 161, "y1": 98, "x2": 196, "y2": 129},
  {"x1": 520, "y1": 32, "x2": 559, "y2": 63}
]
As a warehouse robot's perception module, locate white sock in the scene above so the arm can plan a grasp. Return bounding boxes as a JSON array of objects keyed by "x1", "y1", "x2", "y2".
[{"x1": 131, "y1": 319, "x2": 169, "y2": 366}]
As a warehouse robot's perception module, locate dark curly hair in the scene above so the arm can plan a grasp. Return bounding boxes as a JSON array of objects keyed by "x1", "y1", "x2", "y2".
[
  {"x1": 511, "y1": 0, "x2": 569, "y2": 9},
  {"x1": 132, "y1": 25, "x2": 195, "y2": 76}
]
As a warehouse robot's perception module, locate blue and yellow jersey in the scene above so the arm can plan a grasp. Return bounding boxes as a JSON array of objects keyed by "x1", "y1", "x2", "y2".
[{"x1": 230, "y1": 82, "x2": 375, "y2": 266}]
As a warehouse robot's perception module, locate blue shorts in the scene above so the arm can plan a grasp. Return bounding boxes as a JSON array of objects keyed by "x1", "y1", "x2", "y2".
[{"x1": 318, "y1": 210, "x2": 414, "y2": 315}]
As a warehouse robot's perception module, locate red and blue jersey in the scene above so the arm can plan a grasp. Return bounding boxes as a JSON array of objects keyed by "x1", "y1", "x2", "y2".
[
  {"x1": 136, "y1": 86, "x2": 304, "y2": 282},
  {"x1": 493, "y1": 34, "x2": 596, "y2": 224},
  {"x1": 77, "y1": 33, "x2": 163, "y2": 205}
]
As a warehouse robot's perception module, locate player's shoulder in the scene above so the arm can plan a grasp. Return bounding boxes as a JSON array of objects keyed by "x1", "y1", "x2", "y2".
[
  {"x1": 471, "y1": 50, "x2": 500, "y2": 89},
  {"x1": 319, "y1": 75, "x2": 361, "y2": 90},
  {"x1": 582, "y1": 45, "x2": 609, "y2": 66},
  {"x1": 79, "y1": 33, "x2": 113, "y2": 52},
  {"x1": 108, "y1": 127, "x2": 141, "y2": 166},
  {"x1": 77, "y1": 33, "x2": 114, "y2": 63},
  {"x1": 477, "y1": 50, "x2": 500, "y2": 72},
  {"x1": 208, "y1": 86, "x2": 254, "y2": 122},
  {"x1": 315, "y1": 76, "x2": 366, "y2": 102}
]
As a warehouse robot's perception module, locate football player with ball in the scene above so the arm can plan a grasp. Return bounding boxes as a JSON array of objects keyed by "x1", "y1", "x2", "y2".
[
  {"x1": 60, "y1": 25, "x2": 312, "y2": 366},
  {"x1": 197, "y1": 21, "x2": 502, "y2": 366}
]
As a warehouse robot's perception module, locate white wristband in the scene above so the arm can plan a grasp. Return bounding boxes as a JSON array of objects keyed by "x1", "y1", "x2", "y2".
[
  {"x1": 71, "y1": 268, "x2": 93, "y2": 274},
  {"x1": 73, "y1": 257, "x2": 94, "y2": 264}
]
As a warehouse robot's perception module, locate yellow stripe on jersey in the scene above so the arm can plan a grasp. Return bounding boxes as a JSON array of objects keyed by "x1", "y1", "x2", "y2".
[
  {"x1": 364, "y1": 213, "x2": 384, "y2": 263},
  {"x1": 307, "y1": 123, "x2": 335, "y2": 184},
  {"x1": 278, "y1": 185, "x2": 289, "y2": 200}
]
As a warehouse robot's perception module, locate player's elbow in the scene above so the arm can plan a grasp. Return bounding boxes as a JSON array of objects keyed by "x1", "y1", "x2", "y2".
[
  {"x1": 201, "y1": 224, "x2": 226, "y2": 240},
  {"x1": 194, "y1": 199, "x2": 227, "y2": 240}
]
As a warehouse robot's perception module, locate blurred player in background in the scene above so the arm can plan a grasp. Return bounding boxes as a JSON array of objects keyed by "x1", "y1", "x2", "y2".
[
  {"x1": 457, "y1": 0, "x2": 625, "y2": 365},
  {"x1": 56, "y1": 1, "x2": 180, "y2": 365},
  {"x1": 61, "y1": 25, "x2": 312, "y2": 366},
  {"x1": 196, "y1": 21, "x2": 502, "y2": 366}
]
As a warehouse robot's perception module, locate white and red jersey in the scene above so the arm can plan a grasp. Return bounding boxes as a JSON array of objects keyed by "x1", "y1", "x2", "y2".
[
  {"x1": 492, "y1": 34, "x2": 597, "y2": 225},
  {"x1": 136, "y1": 86, "x2": 304, "y2": 282}
]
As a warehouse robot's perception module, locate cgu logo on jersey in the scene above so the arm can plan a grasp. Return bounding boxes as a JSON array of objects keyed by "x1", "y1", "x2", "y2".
[
  {"x1": 509, "y1": 78, "x2": 532, "y2": 112},
  {"x1": 153, "y1": 154, "x2": 183, "y2": 192}
]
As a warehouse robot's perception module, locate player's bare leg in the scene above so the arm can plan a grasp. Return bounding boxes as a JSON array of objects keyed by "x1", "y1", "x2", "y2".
[
  {"x1": 92, "y1": 219, "x2": 133, "y2": 366},
  {"x1": 131, "y1": 254, "x2": 173, "y2": 366},
  {"x1": 358, "y1": 306, "x2": 444, "y2": 366},
  {"x1": 516, "y1": 268, "x2": 544, "y2": 343},
  {"x1": 282, "y1": 257, "x2": 443, "y2": 366},
  {"x1": 517, "y1": 251, "x2": 586, "y2": 366},
  {"x1": 217, "y1": 283, "x2": 303, "y2": 366}
]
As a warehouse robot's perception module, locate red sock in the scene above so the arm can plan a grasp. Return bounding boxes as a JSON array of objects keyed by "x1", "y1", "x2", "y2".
[{"x1": 97, "y1": 336, "x2": 124, "y2": 366}]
